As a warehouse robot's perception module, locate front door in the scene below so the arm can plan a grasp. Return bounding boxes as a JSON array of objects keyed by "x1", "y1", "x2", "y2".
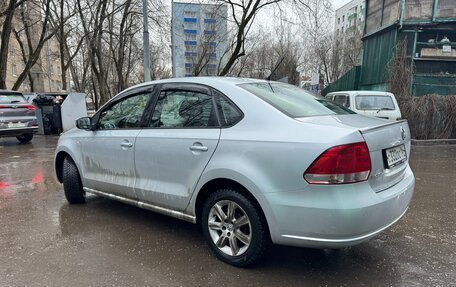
[
  {"x1": 134, "y1": 84, "x2": 220, "y2": 210},
  {"x1": 80, "y1": 92, "x2": 151, "y2": 199}
]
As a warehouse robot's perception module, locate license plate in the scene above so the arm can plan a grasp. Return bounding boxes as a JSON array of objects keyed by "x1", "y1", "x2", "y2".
[
  {"x1": 383, "y1": 144, "x2": 407, "y2": 169},
  {"x1": 8, "y1": 122, "x2": 27, "y2": 128}
]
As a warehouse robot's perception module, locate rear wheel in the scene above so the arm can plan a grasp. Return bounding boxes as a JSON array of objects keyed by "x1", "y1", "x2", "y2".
[
  {"x1": 202, "y1": 188, "x2": 268, "y2": 267},
  {"x1": 62, "y1": 157, "x2": 85, "y2": 204},
  {"x1": 16, "y1": 133, "x2": 33, "y2": 143}
]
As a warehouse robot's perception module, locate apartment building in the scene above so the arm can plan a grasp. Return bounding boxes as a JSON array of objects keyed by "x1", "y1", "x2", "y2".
[
  {"x1": 171, "y1": 2, "x2": 228, "y2": 77},
  {"x1": 0, "y1": 1, "x2": 63, "y2": 92},
  {"x1": 335, "y1": 0, "x2": 366, "y2": 40}
]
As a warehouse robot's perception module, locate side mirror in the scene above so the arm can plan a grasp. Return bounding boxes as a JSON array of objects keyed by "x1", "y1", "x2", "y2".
[{"x1": 75, "y1": 117, "x2": 94, "y2": 131}]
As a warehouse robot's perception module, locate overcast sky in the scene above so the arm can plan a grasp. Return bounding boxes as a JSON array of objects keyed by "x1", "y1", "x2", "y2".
[{"x1": 332, "y1": 0, "x2": 351, "y2": 10}]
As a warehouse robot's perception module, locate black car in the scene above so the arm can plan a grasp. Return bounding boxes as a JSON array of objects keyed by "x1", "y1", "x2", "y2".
[{"x1": 0, "y1": 90, "x2": 38, "y2": 143}]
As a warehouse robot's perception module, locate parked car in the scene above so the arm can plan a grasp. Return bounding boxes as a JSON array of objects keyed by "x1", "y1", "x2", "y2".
[
  {"x1": 55, "y1": 78, "x2": 415, "y2": 266},
  {"x1": 325, "y1": 91, "x2": 402, "y2": 120},
  {"x1": 0, "y1": 90, "x2": 38, "y2": 143}
]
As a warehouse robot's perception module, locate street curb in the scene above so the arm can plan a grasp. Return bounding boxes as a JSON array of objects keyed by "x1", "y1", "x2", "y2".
[{"x1": 411, "y1": 139, "x2": 456, "y2": 146}]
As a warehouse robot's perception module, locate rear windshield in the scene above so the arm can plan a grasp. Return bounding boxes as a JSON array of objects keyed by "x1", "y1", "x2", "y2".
[
  {"x1": 355, "y1": 95, "x2": 395, "y2": 110},
  {"x1": 239, "y1": 82, "x2": 355, "y2": 117},
  {"x1": 0, "y1": 93, "x2": 27, "y2": 104}
]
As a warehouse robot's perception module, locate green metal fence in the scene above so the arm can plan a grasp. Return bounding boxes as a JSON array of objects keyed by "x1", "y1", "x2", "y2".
[
  {"x1": 322, "y1": 66, "x2": 361, "y2": 96},
  {"x1": 360, "y1": 28, "x2": 397, "y2": 87}
]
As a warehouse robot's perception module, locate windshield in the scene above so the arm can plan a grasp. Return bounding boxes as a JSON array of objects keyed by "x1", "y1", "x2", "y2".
[
  {"x1": 0, "y1": 93, "x2": 27, "y2": 104},
  {"x1": 355, "y1": 95, "x2": 395, "y2": 110},
  {"x1": 239, "y1": 82, "x2": 355, "y2": 118}
]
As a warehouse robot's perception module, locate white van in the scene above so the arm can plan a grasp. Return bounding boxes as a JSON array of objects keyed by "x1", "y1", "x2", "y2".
[{"x1": 325, "y1": 91, "x2": 402, "y2": 120}]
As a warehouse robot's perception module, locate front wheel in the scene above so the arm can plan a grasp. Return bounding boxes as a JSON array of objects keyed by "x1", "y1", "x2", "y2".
[
  {"x1": 202, "y1": 188, "x2": 269, "y2": 267},
  {"x1": 62, "y1": 157, "x2": 85, "y2": 204}
]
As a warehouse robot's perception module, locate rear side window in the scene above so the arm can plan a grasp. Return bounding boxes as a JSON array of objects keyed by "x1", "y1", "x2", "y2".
[
  {"x1": 239, "y1": 82, "x2": 355, "y2": 118},
  {"x1": 214, "y1": 90, "x2": 242, "y2": 127},
  {"x1": 355, "y1": 95, "x2": 395, "y2": 110},
  {"x1": 0, "y1": 93, "x2": 27, "y2": 104}
]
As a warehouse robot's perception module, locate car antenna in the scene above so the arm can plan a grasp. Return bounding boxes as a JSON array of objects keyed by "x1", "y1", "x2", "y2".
[{"x1": 266, "y1": 57, "x2": 284, "y2": 81}]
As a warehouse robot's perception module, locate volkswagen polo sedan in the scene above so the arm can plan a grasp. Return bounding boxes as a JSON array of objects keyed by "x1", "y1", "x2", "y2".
[{"x1": 55, "y1": 78, "x2": 415, "y2": 266}]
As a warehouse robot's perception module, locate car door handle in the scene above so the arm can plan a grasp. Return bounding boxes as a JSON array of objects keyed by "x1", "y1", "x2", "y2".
[
  {"x1": 120, "y1": 142, "x2": 133, "y2": 148},
  {"x1": 189, "y1": 145, "x2": 208, "y2": 152}
]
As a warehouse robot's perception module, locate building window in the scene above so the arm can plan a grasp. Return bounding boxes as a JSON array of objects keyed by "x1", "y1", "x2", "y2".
[
  {"x1": 184, "y1": 11, "x2": 196, "y2": 18},
  {"x1": 12, "y1": 64, "x2": 17, "y2": 76},
  {"x1": 185, "y1": 67, "x2": 193, "y2": 74},
  {"x1": 185, "y1": 34, "x2": 197, "y2": 41},
  {"x1": 342, "y1": 15, "x2": 345, "y2": 22},
  {"x1": 205, "y1": 23, "x2": 216, "y2": 31},
  {"x1": 205, "y1": 12, "x2": 216, "y2": 19},
  {"x1": 184, "y1": 22, "x2": 196, "y2": 29},
  {"x1": 185, "y1": 45, "x2": 197, "y2": 52},
  {"x1": 338, "y1": 18, "x2": 340, "y2": 24}
]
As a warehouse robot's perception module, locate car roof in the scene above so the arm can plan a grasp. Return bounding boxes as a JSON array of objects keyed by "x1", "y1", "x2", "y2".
[
  {"x1": 328, "y1": 90, "x2": 393, "y2": 96},
  {"x1": 120, "y1": 77, "x2": 270, "y2": 94},
  {"x1": 0, "y1": 89, "x2": 23, "y2": 95}
]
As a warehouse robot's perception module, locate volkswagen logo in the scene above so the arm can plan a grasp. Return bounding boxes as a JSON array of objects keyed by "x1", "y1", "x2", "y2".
[{"x1": 401, "y1": 127, "x2": 406, "y2": 140}]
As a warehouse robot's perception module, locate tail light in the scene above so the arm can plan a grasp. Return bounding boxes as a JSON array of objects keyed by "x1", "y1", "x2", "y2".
[
  {"x1": 304, "y1": 142, "x2": 371, "y2": 184},
  {"x1": 0, "y1": 104, "x2": 36, "y2": 111},
  {"x1": 24, "y1": 105, "x2": 37, "y2": 111}
]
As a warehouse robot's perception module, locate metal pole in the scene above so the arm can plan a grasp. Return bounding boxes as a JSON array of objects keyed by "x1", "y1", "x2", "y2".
[
  {"x1": 171, "y1": 1, "x2": 175, "y2": 78},
  {"x1": 142, "y1": 0, "x2": 151, "y2": 82}
]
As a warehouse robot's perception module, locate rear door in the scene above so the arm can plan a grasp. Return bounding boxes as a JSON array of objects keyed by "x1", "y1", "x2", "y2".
[{"x1": 134, "y1": 83, "x2": 221, "y2": 210}]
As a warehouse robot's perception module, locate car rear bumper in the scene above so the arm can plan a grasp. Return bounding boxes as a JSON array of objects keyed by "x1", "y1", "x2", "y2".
[
  {"x1": 264, "y1": 165, "x2": 415, "y2": 248},
  {"x1": 0, "y1": 126, "x2": 38, "y2": 137}
]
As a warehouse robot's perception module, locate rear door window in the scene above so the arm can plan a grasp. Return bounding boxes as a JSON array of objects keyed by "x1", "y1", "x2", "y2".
[{"x1": 355, "y1": 95, "x2": 395, "y2": 110}]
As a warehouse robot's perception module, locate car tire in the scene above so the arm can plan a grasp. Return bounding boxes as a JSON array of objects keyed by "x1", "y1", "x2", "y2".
[
  {"x1": 202, "y1": 188, "x2": 269, "y2": 267},
  {"x1": 62, "y1": 157, "x2": 86, "y2": 204},
  {"x1": 16, "y1": 133, "x2": 33, "y2": 143}
]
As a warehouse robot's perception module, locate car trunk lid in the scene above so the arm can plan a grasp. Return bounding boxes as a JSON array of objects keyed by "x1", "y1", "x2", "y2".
[{"x1": 296, "y1": 114, "x2": 411, "y2": 192}]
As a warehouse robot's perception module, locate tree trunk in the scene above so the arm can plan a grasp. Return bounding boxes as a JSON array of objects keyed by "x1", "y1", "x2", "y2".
[{"x1": 0, "y1": 0, "x2": 18, "y2": 89}]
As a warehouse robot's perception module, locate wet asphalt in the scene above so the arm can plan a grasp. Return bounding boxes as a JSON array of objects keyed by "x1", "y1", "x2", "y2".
[{"x1": 0, "y1": 135, "x2": 455, "y2": 287}]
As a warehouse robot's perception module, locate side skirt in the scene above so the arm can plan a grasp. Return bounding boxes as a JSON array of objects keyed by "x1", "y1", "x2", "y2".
[{"x1": 83, "y1": 187, "x2": 197, "y2": 224}]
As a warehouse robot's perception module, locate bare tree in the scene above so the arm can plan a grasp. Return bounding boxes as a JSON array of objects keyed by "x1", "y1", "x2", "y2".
[
  {"x1": 11, "y1": 0, "x2": 58, "y2": 91},
  {"x1": 217, "y1": 0, "x2": 282, "y2": 76},
  {"x1": 295, "y1": 0, "x2": 338, "y2": 86}
]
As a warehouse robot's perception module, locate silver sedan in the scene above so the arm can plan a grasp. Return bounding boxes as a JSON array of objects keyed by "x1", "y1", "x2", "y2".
[{"x1": 55, "y1": 77, "x2": 415, "y2": 266}]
